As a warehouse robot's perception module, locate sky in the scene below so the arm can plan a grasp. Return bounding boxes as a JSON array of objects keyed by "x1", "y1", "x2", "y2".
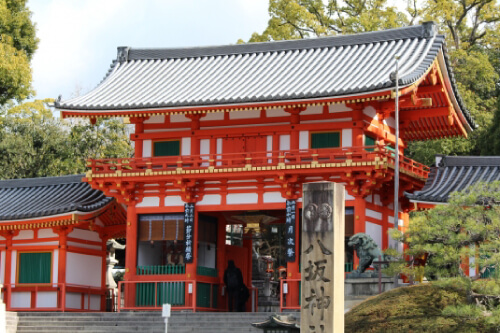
[{"x1": 27, "y1": 0, "x2": 270, "y2": 102}]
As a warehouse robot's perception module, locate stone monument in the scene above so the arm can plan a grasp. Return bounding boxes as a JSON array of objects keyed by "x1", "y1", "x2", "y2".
[{"x1": 301, "y1": 182, "x2": 345, "y2": 332}]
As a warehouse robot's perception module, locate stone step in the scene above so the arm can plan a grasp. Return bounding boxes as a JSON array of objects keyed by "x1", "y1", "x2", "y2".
[{"x1": 12, "y1": 311, "x2": 290, "y2": 333}]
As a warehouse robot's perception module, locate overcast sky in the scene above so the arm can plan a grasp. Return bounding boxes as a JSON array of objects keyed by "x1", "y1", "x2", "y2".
[{"x1": 27, "y1": 0, "x2": 269, "y2": 102}]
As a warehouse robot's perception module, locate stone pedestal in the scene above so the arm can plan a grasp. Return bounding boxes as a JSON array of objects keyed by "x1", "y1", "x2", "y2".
[{"x1": 344, "y1": 278, "x2": 396, "y2": 296}]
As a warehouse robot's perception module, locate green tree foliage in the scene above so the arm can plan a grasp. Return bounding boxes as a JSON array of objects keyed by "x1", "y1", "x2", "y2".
[
  {"x1": 0, "y1": 0, "x2": 39, "y2": 105},
  {"x1": 0, "y1": 100, "x2": 133, "y2": 179},
  {"x1": 245, "y1": 0, "x2": 500, "y2": 163},
  {"x1": 391, "y1": 181, "x2": 500, "y2": 280}
]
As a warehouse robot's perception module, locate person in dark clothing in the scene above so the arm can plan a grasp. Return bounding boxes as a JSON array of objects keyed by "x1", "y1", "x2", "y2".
[{"x1": 223, "y1": 260, "x2": 243, "y2": 312}]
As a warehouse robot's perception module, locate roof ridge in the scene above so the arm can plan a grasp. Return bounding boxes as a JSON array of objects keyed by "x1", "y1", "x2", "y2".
[{"x1": 121, "y1": 23, "x2": 438, "y2": 61}]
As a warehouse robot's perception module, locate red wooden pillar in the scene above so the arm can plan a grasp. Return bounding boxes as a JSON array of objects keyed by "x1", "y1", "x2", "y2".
[
  {"x1": 3, "y1": 232, "x2": 13, "y2": 309},
  {"x1": 353, "y1": 196, "x2": 366, "y2": 268},
  {"x1": 57, "y1": 228, "x2": 68, "y2": 311},
  {"x1": 185, "y1": 205, "x2": 198, "y2": 309},
  {"x1": 132, "y1": 118, "x2": 145, "y2": 158},
  {"x1": 124, "y1": 204, "x2": 137, "y2": 308},
  {"x1": 217, "y1": 218, "x2": 227, "y2": 310}
]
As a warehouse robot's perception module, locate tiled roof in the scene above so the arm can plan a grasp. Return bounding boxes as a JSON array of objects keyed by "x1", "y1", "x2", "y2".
[
  {"x1": 405, "y1": 156, "x2": 500, "y2": 204},
  {"x1": 0, "y1": 175, "x2": 113, "y2": 221},
  {"x1": 55, "y1": 22, "x2": 472, "y2": 129}
]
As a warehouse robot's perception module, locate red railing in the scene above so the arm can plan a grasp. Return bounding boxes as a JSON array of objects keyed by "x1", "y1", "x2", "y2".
[
  {"x1": 86, "y1": 145, "x2": 429, "y2": 180},
  {"x1": 280, "y1": 279, "x2": 301, "y2": 312},
  {"x1": 2, "y1": 283, "x2": 105, "y2": 312},
  {"x1": 117, "y1": 279, "x2": 196, "y2": 312}
]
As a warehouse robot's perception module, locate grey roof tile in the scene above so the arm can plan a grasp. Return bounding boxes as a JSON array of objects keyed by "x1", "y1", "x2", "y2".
[
  {"x1": 406, "y1": 156, "x2": 500, "y2": 203},
  {"x1": 0, "y1": 175, "x2": 113, "y2": 221}
]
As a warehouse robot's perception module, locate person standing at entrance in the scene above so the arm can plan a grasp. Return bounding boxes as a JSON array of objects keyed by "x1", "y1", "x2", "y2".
[{"x1": 223, "y1": 260, "x2": 243, "y2": 312}]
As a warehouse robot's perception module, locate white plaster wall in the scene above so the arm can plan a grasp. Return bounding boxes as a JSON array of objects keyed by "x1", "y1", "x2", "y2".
[
  {"x1": 10, "y1": 250, "x2": 16, "y2": 284},
  {"x1": 363, "y1": 105, "x2": 377, "y2": 118},
  {"x1": 36, "y1": 291, "x2": 57, "y2": 308},
  {"x1": 165, "y1": 195, "x2": 185, "y2": 207},
  {"x1": 299, "y1": 131, "x2": 309, "y2": 149},
  {"x1": 52, "y1": 250, "x2": 59, "y2": 284},
  {"x1": 89, "y1": 294, "x2": 101, "y2": 310},
  {"x1": 200, "y1": 139, "x2": 210, "y2": 155},
  {"x1": 13, "y1": 230, "x2": 34, "y2": 240},
  {"x1": 137, "y1": 197, "x2": 161, "y2": 207},
  {"x1": 226, "y1": 193, "x2": 258, "y2": 204},
  {"x1": 345, "y1": 191, "x2": 355, "y2": 201},
  {"x1": 388, "y1": 216, "x2": 403, "y2": 227},
  {"x1": 38, "y1": 228, "x2": 57, "y2": 238},
  {"x1": 229, "y1": 110, "x2": 260, "y2": 119},
  {"x1": 469, "y1": 246, "x2": 476, "y2": 277},
  {"x1": 302, "y1": 105, "x2": 323, "y2": 115},
  {"x1": 365, "y1": 222, "x2": 382, "y2": 250},
  {"x1": 143, "y1": 139, "x2": 152, "y2": 158},
  {"x1": 263, "y1": 192, "x2": 285, "y2": 203},
  {"x1": 67, "y1": 242, "x2": 102, "y2": 251},
  {"x1": 216, "y1": 138, "x2": 223, "y2": 166},
  {"x1": 203, "y1": 112, "x2": 224, "y2": 121},
  {"x1": 0, "y1": 251, "x2": 5, "y2": 285},
  {"x1": 342, "y1": 129, "x2": 352, "y2": 147},
  {"x1": 11, "y1": 292, "x2": 30, "y2": 308},
  {"x1": 170, "y1": 114, "x2": 190, "y2": 123},
  {"x1": 181, "y1": 137, "x2": 191, "y2": 156},
  {"x1": 384, "y1": 117, "x2": 395, "y2": 129},
  {"x1": 329, "y1": 103, "x2": 351, "y2": 113},
  {"x1": 366, "y1": 208, "x2": 382, "y2": 221},
  {"x1": 66, "y1": 253, "x2": 102, "y2": 288},
  {"x1": 267, "y1": 135, "x2": 273, "y2": 151},
  {"x1": 15, "y1": 241, "x2": 59, "y2": 247},
  {"x1": 144, "y1": 115, "x2": 164, "y2": 124},
  {"x1": 198, "y1": 194, "x2": 222, "y2": 206},
  {"x1": 69, "y1": 229, "x2": 101, "y2": 242},
  {"x1": 266, "y1": 108, "x2": 288, "y2": 117},
  {"x1": 373, "y1": 194, "x2": 382, "y2": 206},
  {"x1": 0, "y1": 235, "x2": 4, "y2": 240},
  {"x1": 280, "y1": 135, "x2": 290, "y2": 151},
  {"x1": 197, "y1": 242, "x2": 216, "y2": 268},
  {"x1": 65, "y1": 292, "x2": 82, "y2": 309}
]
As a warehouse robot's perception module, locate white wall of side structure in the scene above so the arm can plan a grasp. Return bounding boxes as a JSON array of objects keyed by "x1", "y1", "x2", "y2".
[
  {"x1": 52, "y1": 250, "x2": 59, "y2": 284},
  {"x1": 38, "y1": 228, "x2": 57, "y2": 238},
  {"x1": 10, "y1": 250, "x2": 16, "y2": 284},
  {"x1": 10, "y1": 292, "x2": 30, "y2": 308},
  {"x1": 68, "y1": 228, "x2": 101, "y2": 242},
  {"x1": 36, "y1": 291, "x2": 57, "y2": 308},
  {"x1": 13, "y1": 230, "x2": 34, "y2": 240},
  {"x1": 0, "y1": 251, "x2": 5, "y2": 284},
  {"x1": 66, "y1": 253, "x2": 102, "y2": 288}
]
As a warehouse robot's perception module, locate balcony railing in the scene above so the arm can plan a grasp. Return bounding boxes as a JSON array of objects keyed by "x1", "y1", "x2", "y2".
[{"x1": 86, "y1": 145, "x2": 430, "y2": 181}]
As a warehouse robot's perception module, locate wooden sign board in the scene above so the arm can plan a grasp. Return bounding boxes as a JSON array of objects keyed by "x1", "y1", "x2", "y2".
[{"x1": 301, "y1": 182, "x2": 345, "y2": 332}]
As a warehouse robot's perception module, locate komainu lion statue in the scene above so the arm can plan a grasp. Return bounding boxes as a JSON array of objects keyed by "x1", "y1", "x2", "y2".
[{"x1": 347, "y1": 233, "x2": 386, "y2": 278}]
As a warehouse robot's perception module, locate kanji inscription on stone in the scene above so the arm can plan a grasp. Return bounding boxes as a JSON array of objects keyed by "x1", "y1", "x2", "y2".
[{"x1": 301, "y1": 182, "x2": 345, "y2": 332}]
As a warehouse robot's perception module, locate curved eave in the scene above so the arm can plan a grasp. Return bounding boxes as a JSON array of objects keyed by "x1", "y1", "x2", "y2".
[
  {"x1": 436, "y1": 49, "x2": 474, "y2": 133},
  {"x1": 59, "y1": 88, "x2": 399, "y2": 119}
]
